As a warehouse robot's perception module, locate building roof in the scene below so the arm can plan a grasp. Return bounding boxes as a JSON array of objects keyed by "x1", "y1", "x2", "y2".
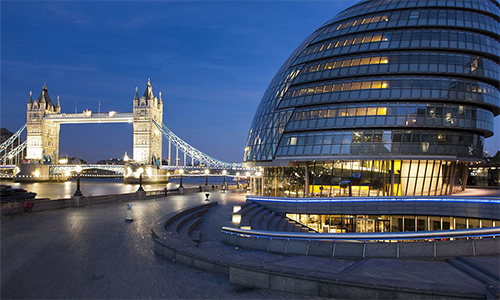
[
  {"x1": 37, "y1": 84, "x2": 54, "y2": 108},
  {"x1": 142, "y1": 79, "x2": 154, "y2": 100}
]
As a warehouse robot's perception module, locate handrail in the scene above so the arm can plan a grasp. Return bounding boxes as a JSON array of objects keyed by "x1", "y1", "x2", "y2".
[
  {"x1": 221, "y1": 226, "x2": 500, "y2": 241},
  {"x1": 247, "y1": 196, "x2": 500, "y2": 204}
]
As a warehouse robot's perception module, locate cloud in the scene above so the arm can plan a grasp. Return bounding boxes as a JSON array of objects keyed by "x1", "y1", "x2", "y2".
[
  {"x1": 2, "y1": 60, "x2": 99, "y2": 72},
  {"x1": 45, "y1": 4, "x2": 93, "y2": 25}
]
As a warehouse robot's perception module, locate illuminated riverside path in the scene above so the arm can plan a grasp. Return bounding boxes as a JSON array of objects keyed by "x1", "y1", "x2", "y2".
[
  {"x1": 1, "y1": 191, "x2": 314, "y2": 299},
  {"x1": 3, "y1": 177, "x2": 230, "y2": 199},
  {"x1": 2, "y1": 189, "x2": 498, "y2": 299}
]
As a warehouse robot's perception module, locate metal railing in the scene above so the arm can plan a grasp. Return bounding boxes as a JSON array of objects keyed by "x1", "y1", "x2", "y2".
[
  {"x1": 247, "y1": 195, "x2": 500, "y2": 204},
  {"x1": 221, "y1": 226, "x2": 500, "y2": 241}
]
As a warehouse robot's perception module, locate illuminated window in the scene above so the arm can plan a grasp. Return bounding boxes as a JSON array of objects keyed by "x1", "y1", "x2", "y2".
[{"x1": 377, "y1": 107, "x2": 388, "y2": 115}]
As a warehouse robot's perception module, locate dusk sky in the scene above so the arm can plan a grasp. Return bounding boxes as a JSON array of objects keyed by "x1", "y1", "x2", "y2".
[{"x1": 2, "y1": 1, "x2": 499, "y2": 163}]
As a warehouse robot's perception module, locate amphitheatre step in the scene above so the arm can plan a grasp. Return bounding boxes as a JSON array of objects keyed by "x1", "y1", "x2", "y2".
[
  {"x1": 276, "y1": 218, "x2": 288, "y2": 231},
  {"x1": 240, "y1": 206, "x2": 264, "y2": 227},
  {"x1": 232, "y1": 202, "x2": 259, "y2": 223},
  {"x1": 284, "y1": 221, "x2": 295, "y2": 232},
  {"x1": 252, "y1": 210, "x2": 271, "y2": 230},
  {"x1": 257, "y1": 211, "x2": 274, "y2": 230},
  {"x1": 267, "y1": 215, "x2": 283, "y2": 231},
  {"x1": 178, "y1": 216, "x2": 202, "y2": 244},
  {"x1": 234, "y1": 202, "x2": 258, "y2": 216},
  {"x1": 152, "y1": 202, "x2": 218, "y2": 243},
  {"x1": 167, "y1": 208, "x2": 208, "y2": 234}
]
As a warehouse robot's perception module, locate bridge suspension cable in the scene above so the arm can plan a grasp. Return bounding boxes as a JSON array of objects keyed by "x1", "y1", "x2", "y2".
[
  {"x1": 153, "y1": 120, "x2": 239, "y2": 168},
  {"x1": 0, "y1": 124, "x2": 26, "y2": 153},
  {"x1": 0, "y1": 141, "x2": 27, "y2": 163}
]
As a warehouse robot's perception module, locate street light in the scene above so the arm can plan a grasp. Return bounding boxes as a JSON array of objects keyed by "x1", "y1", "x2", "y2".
[
  {"x1": 204, "y1": 169, "x2": 209, "y2": 186},
  {"x1": 137, "y1": 167, "x2": 144, "y2": 192},
  {"x1": 74, "y1": 165, "x2": 83, "y2": 196},
  {"x1": 179, "y1": 169, "x2": 184, "y2": 188},
  {"x1": 236, "y1": 172, "x2": 240, "y2": 189}
]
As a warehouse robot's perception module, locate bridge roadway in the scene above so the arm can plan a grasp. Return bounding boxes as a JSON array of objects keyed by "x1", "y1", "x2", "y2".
[{"x1": 2, "y1": 190, "x2": 499, "y2": 299}]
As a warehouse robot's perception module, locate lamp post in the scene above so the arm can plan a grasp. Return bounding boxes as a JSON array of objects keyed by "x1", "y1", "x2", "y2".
[
  {"x1": 179, "y1": 169, "x2": 184, "y2": 188},
  {"x1": 236, "y1": 172, "x2": 240, "y2": 189},
  {"x1": 74, "y1": 165, "x2": 83, "y2": 196},
  {"x1": 137, "y1": 168, "x2": 144, "y2": 192},
  {"x1": 205, "y1": 169, "x2": 209, "y2": 186}
]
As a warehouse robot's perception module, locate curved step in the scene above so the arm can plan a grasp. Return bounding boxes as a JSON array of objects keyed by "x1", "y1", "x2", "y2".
[
  {"x1": 253, "y1": 210, "x2": 271, "y2": 230},
  {"x1": 167, "y1": 208, "x2": 207, "y2": 234},
  {"x1": 284, "y1": 221, "x2": 295, "y2": 232},
  {"x1": 240, "y1": 206, "x2": 264, "y2": 227},
  {"x1": 276, "y1": 218, "x2": 288, "y2": 231},
  {"x1": 178, "y1": 217, "x2": 202, "y2": 244},
  {"x1": 267, "y1": 215, "x2": 282, "y2": 231}
]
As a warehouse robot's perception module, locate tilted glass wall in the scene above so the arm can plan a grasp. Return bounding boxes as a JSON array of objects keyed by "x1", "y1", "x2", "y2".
[{"x1": 261, "y1": 160, "x2": 467, "y2": 198}]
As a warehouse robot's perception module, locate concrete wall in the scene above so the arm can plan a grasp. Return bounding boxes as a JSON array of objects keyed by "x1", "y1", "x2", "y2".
[
  {"x1": 1, "y1": 186, "x2": 208, "y2": 216},
  {"x1": 228, "y1": 263, "x2": 481, "y2": 299},
  {"x1": 221, "y1": 232, "x2": 500, "y2": 260}
]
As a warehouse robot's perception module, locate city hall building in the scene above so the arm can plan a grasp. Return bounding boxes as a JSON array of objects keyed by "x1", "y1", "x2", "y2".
[{"x1": 244, "y1": 0, "x2": 500, "y2": 198}]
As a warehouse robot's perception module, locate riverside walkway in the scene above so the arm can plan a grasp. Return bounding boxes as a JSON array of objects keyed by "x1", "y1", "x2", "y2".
[
  {"x1": 2, "y1": 189, "x2": 499, "y2": 299},
  {"x1": 1, "y1": 191, "x2": 317, "y2": 299}
]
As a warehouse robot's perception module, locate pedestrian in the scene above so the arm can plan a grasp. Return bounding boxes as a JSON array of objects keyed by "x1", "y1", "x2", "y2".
[
  {"x1": 221, "y1": 185, "x2": 226, "y2": 193},
  {"x1": 23, "y1": 199, "x2": 29, "y2": 213},
  {"x1": 212, "y1": 185, "x2": 215, "y2": 191},
  {"x1": 27, "y1": 200, "x2": 34, "y2": 213}
]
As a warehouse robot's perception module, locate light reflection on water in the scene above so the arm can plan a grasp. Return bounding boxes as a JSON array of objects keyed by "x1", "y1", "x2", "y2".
[{"x1": 2, "y1": 177, "x2": 231, "y2": 199}]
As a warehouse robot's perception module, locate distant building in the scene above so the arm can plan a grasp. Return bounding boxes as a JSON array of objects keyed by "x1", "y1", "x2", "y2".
[
  {"x1": 244, "y1": 0, "x2": 500, "y2": 197},
  {"x1": 68, "y1": 157, "x2": 87, "y2": 165}
]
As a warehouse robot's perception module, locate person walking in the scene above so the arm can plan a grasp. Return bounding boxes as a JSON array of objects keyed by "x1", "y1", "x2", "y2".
[{"x1": 27, "y1": 200, "x2": 34, "y2": 213}]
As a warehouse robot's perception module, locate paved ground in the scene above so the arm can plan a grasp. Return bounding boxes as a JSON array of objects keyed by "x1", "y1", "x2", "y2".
[
  {"x1": 2, "y1": 189, "x2": 499, "y2": 299},
  {"x1": 1, "y1": 191, "x2": 322, "y2": 299}
]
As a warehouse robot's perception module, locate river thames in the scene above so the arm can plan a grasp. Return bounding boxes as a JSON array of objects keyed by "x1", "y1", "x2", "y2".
[{"x1": 1, "y1": 176, "x2": 231, "y2": 199}]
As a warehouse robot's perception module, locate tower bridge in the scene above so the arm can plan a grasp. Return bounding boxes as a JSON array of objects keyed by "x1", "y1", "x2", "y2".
[{"x1": 2, "y1": 80, "x2": 252, "y2": 182}]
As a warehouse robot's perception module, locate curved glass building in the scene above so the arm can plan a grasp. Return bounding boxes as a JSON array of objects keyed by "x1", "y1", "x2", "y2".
[{"x1": 244, "y1": 0, "x2": 500, "y2": 197}]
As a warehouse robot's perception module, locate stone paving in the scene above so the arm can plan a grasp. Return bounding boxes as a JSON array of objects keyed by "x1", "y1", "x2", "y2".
[
  {"x1": 1, "y1": 191, "x2": 323, "y2": 299},
  {"x1": 2, "y1": 189, "x2": 499, "y2": 299}
]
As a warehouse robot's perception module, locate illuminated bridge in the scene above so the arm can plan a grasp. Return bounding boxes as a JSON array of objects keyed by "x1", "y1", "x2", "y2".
[{"x1": 2, "y1": 81, "x2": 253, "y2": 181}]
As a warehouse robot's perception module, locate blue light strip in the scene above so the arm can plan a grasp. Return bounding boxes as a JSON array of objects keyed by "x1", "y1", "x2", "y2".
[
  {"x1": 221, "y1": 226, "x2": 500, "y2": 241},
  {"x1": 247, "y1": 196, "x2": 500, "y2": 204}
]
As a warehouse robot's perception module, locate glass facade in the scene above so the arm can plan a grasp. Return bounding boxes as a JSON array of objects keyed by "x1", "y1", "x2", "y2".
[
  {"x1": 244, "y1": 0, "x2": 500, "y2": 197},
  {"x1": 285, "y1": 213, "x2": 498, "y2": 234},
  {"x1": 260, "y1": 160, "x2": 468, "y2": 197}
]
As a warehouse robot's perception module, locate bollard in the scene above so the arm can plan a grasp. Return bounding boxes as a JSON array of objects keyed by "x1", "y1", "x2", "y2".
[{"x1": 125, "y1": 203, "x2": 133, "y2": 221}]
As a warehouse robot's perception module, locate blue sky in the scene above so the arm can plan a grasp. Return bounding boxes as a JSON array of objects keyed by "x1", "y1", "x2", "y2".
[{"x1": 1, "y1": 1, "x2": 499, "y2": 163}]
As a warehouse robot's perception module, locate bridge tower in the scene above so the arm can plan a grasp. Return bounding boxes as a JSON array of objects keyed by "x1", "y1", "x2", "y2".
[
  {"x1": 132, "y1": 79, "x2": 163, "y2": 165},
  {"x1": 25, "y1": 84, "x2": 61, "y2": 164}
]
